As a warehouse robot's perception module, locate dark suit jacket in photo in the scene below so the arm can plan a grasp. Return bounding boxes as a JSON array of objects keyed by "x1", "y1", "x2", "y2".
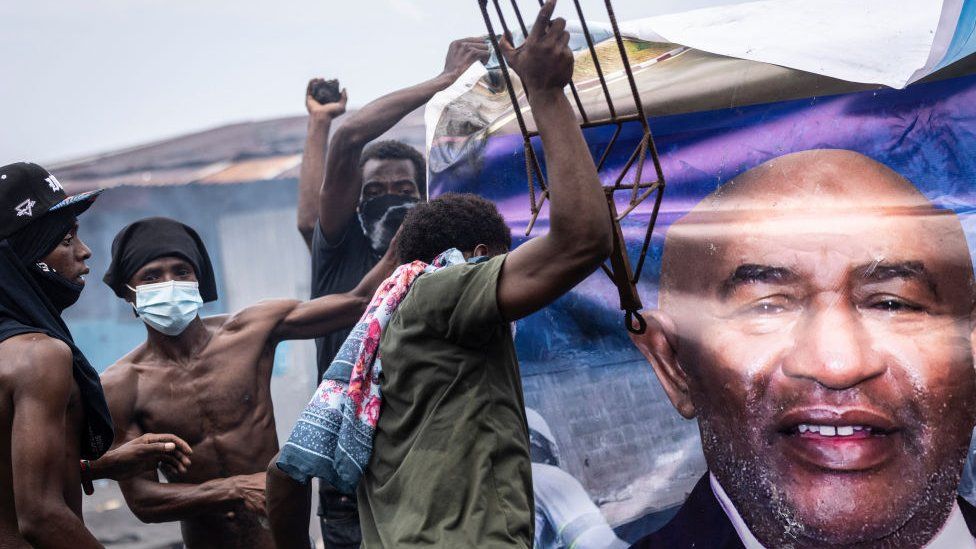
[{"x1": 631, "y1": 473, "x2": 976, "y2": 548}]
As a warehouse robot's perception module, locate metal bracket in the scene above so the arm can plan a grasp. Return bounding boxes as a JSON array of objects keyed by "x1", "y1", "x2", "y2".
[{"x1": 478, "y1": 0, "x2": 667, "y2": 334}]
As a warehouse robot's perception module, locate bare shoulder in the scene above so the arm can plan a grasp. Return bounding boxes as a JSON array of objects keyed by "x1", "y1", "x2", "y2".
[
  {"x1": 99, "y1": 352, "x2": 144, "y2": 429},
  {"x1": 203, "y1": 314, "x2": 232, "y2": 329},
  {"x1": 100, "y1": 338, "x2": 154, "y2": 383},
  {"x1": 0, "y1": 333, "x2": 73, "y2": 393},
  {"x1": 100, "y1": 355, "x2": 138, "y2": 393},
  {"x1": 0, "y1": 333, "x2": 72, "y2": 370}
]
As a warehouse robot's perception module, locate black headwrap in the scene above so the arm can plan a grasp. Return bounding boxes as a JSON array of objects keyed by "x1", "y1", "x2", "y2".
[
  {"x1": 103, "y1": 217, "x2": 218, "y2": 302},
  {"x1": 0, "y1": 213, "x2": 114, "y2": 459}
]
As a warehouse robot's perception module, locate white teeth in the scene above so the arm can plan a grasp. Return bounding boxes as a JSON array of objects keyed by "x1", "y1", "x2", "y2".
[{"x1": 797, "y1": 424, "x2": 870, "y2": 436}]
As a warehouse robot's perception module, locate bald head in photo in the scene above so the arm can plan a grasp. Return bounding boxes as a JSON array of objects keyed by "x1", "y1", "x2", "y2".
[{"x1": 632, "y1": 149, "x2": 976, "y2": 547}]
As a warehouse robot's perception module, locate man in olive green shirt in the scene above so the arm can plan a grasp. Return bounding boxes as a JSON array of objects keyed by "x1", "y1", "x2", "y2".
[
  {"x1": 267, "y1": 2, "x2": 612, "y2": 546},
  {"x1": 361, "y1": 228, "x2": 528, "y2": 547}
]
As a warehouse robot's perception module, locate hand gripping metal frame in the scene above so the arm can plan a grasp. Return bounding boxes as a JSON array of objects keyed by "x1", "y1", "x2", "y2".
[{"x1": 477, "y1": 0, "x2": 667, "y2": 334}]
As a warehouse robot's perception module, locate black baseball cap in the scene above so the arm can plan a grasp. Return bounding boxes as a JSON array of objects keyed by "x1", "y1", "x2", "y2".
[{"x1": 0, "y1": 162, "x2": 103, "y2": 240}]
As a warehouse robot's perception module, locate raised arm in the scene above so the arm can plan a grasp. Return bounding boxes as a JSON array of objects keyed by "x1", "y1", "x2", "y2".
[
  {"x1": 271, "y1": 232, "x2": 399, "y2": 341},
  {"x1": 297, "y1": 79, "x2": 347, "y2": 249},
  {"x1": 318, "y1": 38, "x2": 489, "y2": 242},
  {"x1": 496, "y1": 0, "x2": 613, "y2": 321},
  {"x1": 9, "y1": 336, "x2": 103, "y2": 548}
]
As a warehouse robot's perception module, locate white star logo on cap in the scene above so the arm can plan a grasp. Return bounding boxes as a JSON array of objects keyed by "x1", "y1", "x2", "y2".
[{"x1": 15, "y1": 198, "x2": 35, "y2": 217}]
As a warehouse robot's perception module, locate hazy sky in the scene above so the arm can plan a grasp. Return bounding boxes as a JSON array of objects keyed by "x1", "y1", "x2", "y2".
[{"x1": 1, "y1": 0, "x2": 745, "y2": 164}]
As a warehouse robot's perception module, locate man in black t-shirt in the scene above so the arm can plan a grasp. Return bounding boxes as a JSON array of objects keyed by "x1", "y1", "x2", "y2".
[
  {"x1": 296, "y1": 38, "x2": 489, "y2": 548},
  {"x1": 307, "y1": 141, "x2": 421, "y2": 380}
]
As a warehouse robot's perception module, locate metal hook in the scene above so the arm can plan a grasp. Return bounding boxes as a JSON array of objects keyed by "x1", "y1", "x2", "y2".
[{"x1": 625, "y1": 310, "x2": 647, "y2": 334}]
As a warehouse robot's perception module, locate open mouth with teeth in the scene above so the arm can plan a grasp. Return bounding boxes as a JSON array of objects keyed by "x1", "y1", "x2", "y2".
[
  {"x1": 792, "y1": 424, "x2": 891, "y2": 438},
  {"x1": 776, "y1": 411, "x2": 902, "y2": 471}
]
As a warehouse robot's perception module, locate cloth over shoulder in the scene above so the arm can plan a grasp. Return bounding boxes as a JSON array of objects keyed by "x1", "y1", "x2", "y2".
[{"x1": 277, "y1": 248, "x2": 473, "y2": 493}]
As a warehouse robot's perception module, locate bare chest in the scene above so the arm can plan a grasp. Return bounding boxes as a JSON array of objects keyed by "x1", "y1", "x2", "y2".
[{"x1": 135, "y1": 353, "x2": 274, "y2": 447}]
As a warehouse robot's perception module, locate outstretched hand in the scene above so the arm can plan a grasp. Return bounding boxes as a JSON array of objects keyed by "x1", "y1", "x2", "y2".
[
  {"x1": 95, "y1": 433, "x2": 193, "y2": 481},
  {"x1": 442, "y1": 37, "x2": 491, "y2": 80},
  {"x1": 499, "y1": 0, "x2": 573, "y2": 94},
  {"x1": 305, "y1": 78, "x2": 348, "y2": 120}
]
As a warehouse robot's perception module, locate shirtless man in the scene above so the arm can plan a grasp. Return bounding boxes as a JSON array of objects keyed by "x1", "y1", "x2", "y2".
[
  {"x1": 99, "y1": 216, "x2": 396, "y2": 548},
  {"x1": 0, "y1": 163, "x2": 193, "y2": 548}
]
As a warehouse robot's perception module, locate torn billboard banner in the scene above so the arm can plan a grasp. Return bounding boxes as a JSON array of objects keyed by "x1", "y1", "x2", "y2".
[{"x1": 426, "y1": 5, "x2": 976, "y2": 545}]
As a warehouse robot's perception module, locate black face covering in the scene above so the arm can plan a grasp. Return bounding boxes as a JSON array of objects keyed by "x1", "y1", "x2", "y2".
[
  {"x1": 7, "y1": 208, "x2": 84, "y2": 312},
  {"x1": 358, "y1": 194, "x2": 418, "y2": 253},
  {"x1": 0, "y1": 210, "x2": 114, "y2": 459},
  {"x1": 32, "y1": 263, "x2": 84, "y2": 311}
]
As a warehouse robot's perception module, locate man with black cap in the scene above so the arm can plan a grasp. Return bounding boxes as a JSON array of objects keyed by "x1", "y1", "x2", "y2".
[
  {"x1": 99, "y1": 216, "x2": 398, "y2": 548},
  {"x1": 0, "y1": 163, "x2": 194, "y2": 548}
]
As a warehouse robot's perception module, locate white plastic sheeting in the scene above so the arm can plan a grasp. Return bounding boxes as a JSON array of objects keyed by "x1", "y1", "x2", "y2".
[{"x1": 618, "y1": 0, "x2": 964, "y2": 89}]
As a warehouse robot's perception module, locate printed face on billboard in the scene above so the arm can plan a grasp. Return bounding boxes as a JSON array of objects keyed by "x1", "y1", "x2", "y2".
[
  {"x1": 631, "y1": 148, "x2": 976, "y2": 546},
  {"x1": 428, "y1": 29, "x2": 976, "y2": 542}
]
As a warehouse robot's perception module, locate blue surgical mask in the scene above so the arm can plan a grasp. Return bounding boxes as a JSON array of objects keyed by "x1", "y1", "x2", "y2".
[{"x1": 127, "y1": 280, "x2": 203, "y2": 336}]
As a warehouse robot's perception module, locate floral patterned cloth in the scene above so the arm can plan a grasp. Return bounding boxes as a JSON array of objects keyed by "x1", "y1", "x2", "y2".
[{"x1": 277, "y1": 248, "x2": 468, "y2": 494}]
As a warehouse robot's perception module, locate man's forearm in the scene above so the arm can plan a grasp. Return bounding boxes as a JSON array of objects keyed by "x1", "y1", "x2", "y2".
[
  {"x1": 90, "y1": 452, "x2": 119, "y2": 480},
  {"x1": 298, "y1": 117, "x2": 333, "y2": 244},
  {"x1": 529, "y1": 89, "x2": 609, "y2": 250},
  {"x1": 335, "y1": 73, "x2": 454, "y2": 148},
  {"x1": 319, "y1": 72, "x2": 456, "y2": 241},
  {"x1": 19, "y1": 506, "x2": 103, "y2": 548},
  {"x1": 122, "y1": 476, "x2": 241, "y2": 523},
  {"x1": 350, "y1": 240, "x2": 398, "y2": 299},
  {"x1": 266, "y1": 460, "x2": 313, "y2": 549},
  {"x1": 319, "y1": 37, "x2": 488, "y2": 240}
]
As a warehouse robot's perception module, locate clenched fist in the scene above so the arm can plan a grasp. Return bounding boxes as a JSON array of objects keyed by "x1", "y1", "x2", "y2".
[{"x1": 499, "y1": 0, "x2": 573, "y2": 94}]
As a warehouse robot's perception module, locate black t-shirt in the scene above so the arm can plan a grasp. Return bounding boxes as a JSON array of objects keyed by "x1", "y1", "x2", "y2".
[{"x1": 311, "y1": 219, "x2": 381, "y2": 381}]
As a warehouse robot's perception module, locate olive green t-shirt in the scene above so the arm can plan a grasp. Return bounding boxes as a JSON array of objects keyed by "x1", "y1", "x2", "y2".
[{"x1": 357, "y1": 254, "x2": 534, "y2": 548}]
